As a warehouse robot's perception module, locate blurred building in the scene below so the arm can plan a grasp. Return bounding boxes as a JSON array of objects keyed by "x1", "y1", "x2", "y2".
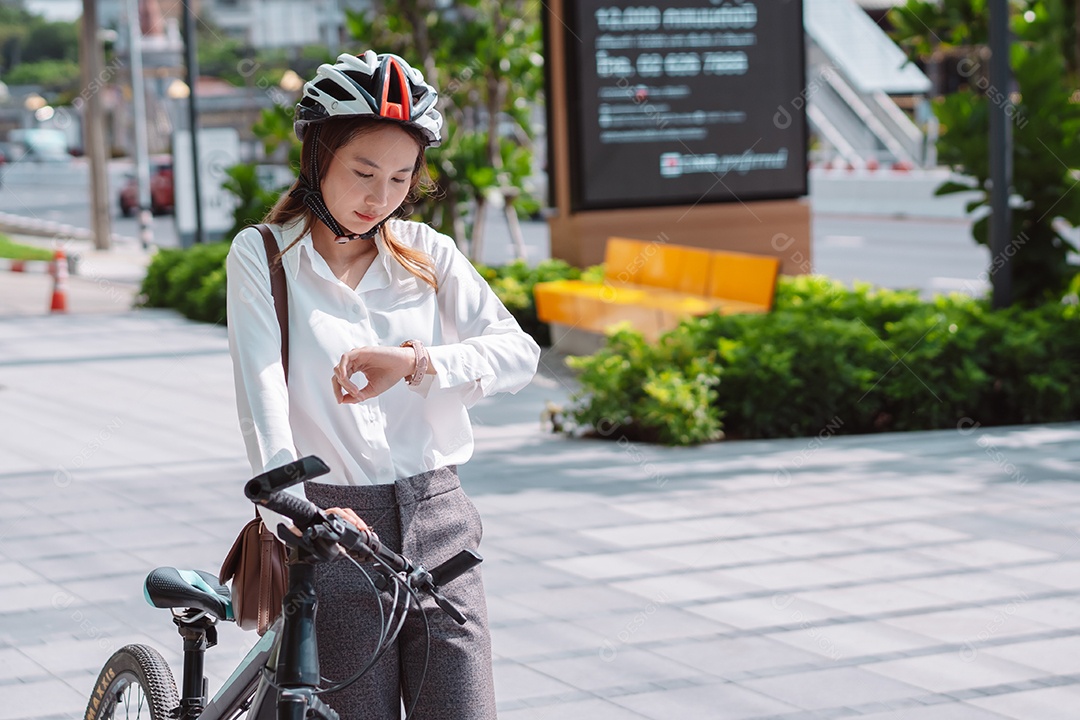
[{"x1": 203, "y1": 0, "x2": 373, "y2": 51}]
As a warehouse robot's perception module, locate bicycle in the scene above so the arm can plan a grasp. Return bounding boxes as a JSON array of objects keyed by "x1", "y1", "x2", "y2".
[{"x1": 84, "y1": 455, "x2": 482, "y2": 720}]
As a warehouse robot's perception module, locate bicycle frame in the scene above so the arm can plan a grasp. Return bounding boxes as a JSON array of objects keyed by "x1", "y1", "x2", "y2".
[{"x1": 178, "y1": 549, "x2": 336, "y2": 720}]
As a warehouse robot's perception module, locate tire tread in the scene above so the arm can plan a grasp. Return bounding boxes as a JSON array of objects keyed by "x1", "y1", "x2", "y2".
[{"x1": 84, "y1": 643, "x2": 180, "y2": 720}]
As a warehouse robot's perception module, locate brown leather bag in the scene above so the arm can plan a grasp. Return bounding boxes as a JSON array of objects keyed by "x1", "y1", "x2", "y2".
[{"x1": 219, "y1": 224, "x2": 290, "y2": 635}]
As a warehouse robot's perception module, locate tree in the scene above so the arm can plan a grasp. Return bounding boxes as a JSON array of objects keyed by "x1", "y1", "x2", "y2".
[
  {"x1": 22, "y1": 20, "x2": 79, "y2": 64},
  {"x1": 345, "y1": 0, "x2": 544, "y2": 259},
  {"x1": 890, "y1": 0, "x2": 1080, "y2": 305},
  {"x1": 224, "y1": 103, "x2": 303, "y2": 238},
  {"x1": 0, "y1": 6, "x2": 77, "y2": 75}
]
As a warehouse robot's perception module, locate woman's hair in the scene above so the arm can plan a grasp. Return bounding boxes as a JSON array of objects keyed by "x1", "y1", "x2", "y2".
[{"x1": 264, "y1": 116, "x2": 438, "y2": 290}]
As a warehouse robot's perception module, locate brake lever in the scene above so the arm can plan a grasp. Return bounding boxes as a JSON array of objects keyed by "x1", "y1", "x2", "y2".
[
  {"x1": 335, "y1": 522, "x2": 376, "y2": 561},
  {"x1": 275, "y1": 523, "x2": 341, "y2": 562},
  {"x1": 429, "y1": 588, "x2": 467, "y2": 625}
]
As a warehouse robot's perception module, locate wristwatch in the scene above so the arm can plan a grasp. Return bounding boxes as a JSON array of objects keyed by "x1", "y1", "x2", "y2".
[{"x1": 400, "y1": 340, "x2": 429, "y2": 387}]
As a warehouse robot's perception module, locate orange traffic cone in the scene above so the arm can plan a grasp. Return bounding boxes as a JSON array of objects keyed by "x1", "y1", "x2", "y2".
[
  {"x1": 50, "y1": 249, "x2": 68, "y2": 313},
  {"x1": 10, "y1": 259, "x2": 25, "y2": 272}
]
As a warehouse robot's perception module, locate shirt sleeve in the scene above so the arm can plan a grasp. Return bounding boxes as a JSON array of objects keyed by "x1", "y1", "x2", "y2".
[
  {"x1": 226, "y1": 227, "x2": 306, "y2": 535},
  {"x1": 413, "y1": 232, "x2": 541, "y2": 407}
]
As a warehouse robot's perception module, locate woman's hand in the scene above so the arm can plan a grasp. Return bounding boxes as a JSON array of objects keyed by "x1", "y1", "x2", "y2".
[
  {"x1": 286, "y1": 507, "x2": 370, "y2": 536},
  {"x1": 325, "y1": 507, "x2": 370, "y2": 532},
  {"x1": 332, "y1": 346, "x2": 415, "y2": 404}
]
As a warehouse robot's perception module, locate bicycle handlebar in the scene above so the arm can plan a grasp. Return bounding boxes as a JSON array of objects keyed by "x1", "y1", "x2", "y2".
[
  {"x1": 247, "y1": 478, "x2": 412, "y2": 574},
  {"x1": 256, "y1": 490, "x2": 324, "y2": 531},
  {"x1": 243, "y1": 455, "x2": 480, "y2": 625}
]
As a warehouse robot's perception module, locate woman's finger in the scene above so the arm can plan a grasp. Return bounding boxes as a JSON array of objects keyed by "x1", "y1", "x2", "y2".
[
  {"x1": 335, "y1": 354, "x2": 351, "y2": 386},
  {"x1": 326, "y1": 507, "x2": 369, "y2": 531},
  {"x1": 333, "y1": 376, "x2": 359, "y2": 404},
  {"x1": 336, "y1": 352, "x2": 362, "y2": 396},
  {"x1": 342, "y1": 508, "x2": 369, "y2": 530}
]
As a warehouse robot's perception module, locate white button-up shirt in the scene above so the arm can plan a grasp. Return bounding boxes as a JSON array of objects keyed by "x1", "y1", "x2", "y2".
[{"x1": 226, "y1": 218, "x2": 540, "y2": 530}]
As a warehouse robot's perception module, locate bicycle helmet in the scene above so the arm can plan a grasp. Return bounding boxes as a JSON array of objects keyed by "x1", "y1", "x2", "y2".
[
  {"x1": 290, "y1": 51, "x2": 442, "y2": 243},
  {"x1": 295, "y1": 51, "x2": 442, "y2": 146}
]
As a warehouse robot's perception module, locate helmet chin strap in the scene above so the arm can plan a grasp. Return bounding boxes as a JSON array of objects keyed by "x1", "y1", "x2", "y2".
[{"x1": 289, "y1": 124, "x2": 387, "y2": 244}]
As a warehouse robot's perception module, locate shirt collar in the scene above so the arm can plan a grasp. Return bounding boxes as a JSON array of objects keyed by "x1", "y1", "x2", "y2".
[
  {"x1": 279, "y1": 219, "x2": 306, "y2": 281},
  {"x1": 280, "y1": 219, "x2": 393, "y2": 292}
]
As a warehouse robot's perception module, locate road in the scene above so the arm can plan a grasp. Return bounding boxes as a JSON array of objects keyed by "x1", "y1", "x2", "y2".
[{"x1": 0, "y1": 160, "x2": 993, "y2": 295}]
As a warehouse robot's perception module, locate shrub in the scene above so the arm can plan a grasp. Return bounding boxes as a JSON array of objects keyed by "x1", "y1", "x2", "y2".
[
  {"x1": 139, "y1": 243, "x2": 231, "y2": 324},
  {"x1": 139, "y1": 248, "x2": 186, "y2": 308},
  {"x1": 565, "y1": 276, "x2": 1080, "y2": 445}
]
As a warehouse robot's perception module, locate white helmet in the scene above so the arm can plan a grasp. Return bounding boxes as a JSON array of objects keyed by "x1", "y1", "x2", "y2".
[{"x1": 294, "y1": 51, "x2": 442, "y2": 147}]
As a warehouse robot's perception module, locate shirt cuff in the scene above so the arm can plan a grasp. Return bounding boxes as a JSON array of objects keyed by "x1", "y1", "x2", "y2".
[{"x1": 408, "y1": 343, "x2": 494, "y2": 399}]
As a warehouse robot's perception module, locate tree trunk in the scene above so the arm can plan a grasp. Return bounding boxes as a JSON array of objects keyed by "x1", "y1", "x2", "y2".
[
  {"x1": 401, "y1": 0, "x2": 438, "y2": 88},
  {"x1": 81, "y1": 0, "x2": 113, "y2": 250},
  {"x1": 504, "y1": 197, "x2": 527, "y2": 261},
  {"x1": 1074, "y1": 0, "x2": 1080, "y2": 76},
  {"x1": 470, "y1": 195, "x2": 487, "y2": 262}
]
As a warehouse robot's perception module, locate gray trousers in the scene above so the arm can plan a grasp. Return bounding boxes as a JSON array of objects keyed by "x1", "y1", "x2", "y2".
[{"x1": 305, "y1": 467, "x2": 497, "y2": 719}]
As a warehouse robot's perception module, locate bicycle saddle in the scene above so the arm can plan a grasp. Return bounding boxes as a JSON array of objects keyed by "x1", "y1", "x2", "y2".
[{"x1": 144, "y1": 567, "x2": 233, "y2": 622}]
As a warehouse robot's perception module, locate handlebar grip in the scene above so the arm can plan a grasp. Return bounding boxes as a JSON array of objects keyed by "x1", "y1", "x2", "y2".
[
  {"x1": 257, "y1": 491, "x2": 324, "y2": 530},
  {"x1": 244, "y1": 456, "x2": 330, "y2": 500},
  {"x1": 429, "y1": 549, "x2": 483, "y2": 588}
]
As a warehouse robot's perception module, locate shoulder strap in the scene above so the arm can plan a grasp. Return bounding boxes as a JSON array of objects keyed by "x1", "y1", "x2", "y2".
[{"x1": 253, "y1": 224, "x2": 289, "y2": 385}]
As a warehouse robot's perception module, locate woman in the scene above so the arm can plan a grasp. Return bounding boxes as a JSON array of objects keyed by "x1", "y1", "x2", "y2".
[{"x1": 226, "y1": 50, "x2": 540, "y2": 718}]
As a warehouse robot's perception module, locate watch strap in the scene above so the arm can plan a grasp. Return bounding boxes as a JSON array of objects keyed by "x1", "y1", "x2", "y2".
[{"x1": 401, "y1": 340, "x2": 428, "y2": 387}]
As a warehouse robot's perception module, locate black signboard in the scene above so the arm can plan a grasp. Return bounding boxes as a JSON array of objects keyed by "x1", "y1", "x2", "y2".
[{"x1": 557, "y1": 0, "x2": 807, "y2": 211}]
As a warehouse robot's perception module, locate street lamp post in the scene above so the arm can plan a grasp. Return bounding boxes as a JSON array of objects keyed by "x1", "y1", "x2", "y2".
[
  {"x1": 988, "y1": 0, "x2": 1014, "y2": 308},
  {"x1": 127, "y1": 0, "x2": 154, "y2": 250},
  {"x1": 182, "y1": 0, "x2": 204, "y2": 245}
]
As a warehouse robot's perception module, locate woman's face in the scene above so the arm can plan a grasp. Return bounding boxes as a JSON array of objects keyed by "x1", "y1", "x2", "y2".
[{"x1": 319, "y1": 123, "x2": 420, "y2": 237}]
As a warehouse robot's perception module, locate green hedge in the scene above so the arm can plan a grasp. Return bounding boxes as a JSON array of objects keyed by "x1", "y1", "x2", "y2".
[
  {"x1": 139, "y1": 242, "x2": 231, "y2": 325},
  {"x1": 566, "y1": 276, "x2": 1080, "y2": 445}
]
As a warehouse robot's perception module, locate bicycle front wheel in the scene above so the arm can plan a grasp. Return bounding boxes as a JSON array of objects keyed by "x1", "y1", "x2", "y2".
[{"x1": 85, "y1": 644, "x2": 179, "y2": 720}]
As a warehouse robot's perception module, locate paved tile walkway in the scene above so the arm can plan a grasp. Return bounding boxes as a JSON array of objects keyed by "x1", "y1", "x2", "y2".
[{"x1": 1, "y1": 301, "x2": 1079, "y2": 718}]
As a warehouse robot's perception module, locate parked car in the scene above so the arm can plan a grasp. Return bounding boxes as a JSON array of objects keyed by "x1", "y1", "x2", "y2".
[{"x1": 119, "y1": 156, "x2": 174, "y2": 216}]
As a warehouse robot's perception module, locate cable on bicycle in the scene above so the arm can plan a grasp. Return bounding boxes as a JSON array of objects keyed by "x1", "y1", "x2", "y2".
[
  {"x1": 315, "y1": 552, "x2": 413, "y2": 695},
  {"x1": 317, "y1": 552, "x2": 386, "y2": 687},
  {"x1": 257, "y1": 551, "x2": 414, "y2": 698},
  {"x1": 402, "y1": 584, "x2": 432, "y2": 720}
]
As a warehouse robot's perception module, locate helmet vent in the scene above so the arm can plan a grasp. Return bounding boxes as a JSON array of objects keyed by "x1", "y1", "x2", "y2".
[
  {"x1": 384, "y1": 69, "x2": 406, "y2": 108},
  {"x1": 315, "y1": 78, "x2": 353, "y2": 102}
]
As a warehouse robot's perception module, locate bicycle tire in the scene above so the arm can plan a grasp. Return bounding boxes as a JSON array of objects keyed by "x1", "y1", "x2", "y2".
[{"x1": 85, "y1": 644, "x2": 179, "y2": 720}]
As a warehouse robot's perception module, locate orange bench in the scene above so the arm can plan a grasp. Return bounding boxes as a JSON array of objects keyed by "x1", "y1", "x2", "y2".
[{"x1": 533, "y1": 237, "x2": 781, "y2": 341}]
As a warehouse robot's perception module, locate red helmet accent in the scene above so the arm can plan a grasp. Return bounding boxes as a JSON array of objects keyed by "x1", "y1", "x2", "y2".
[{"x1": 379, "y1": 58, "x2": 411, "y2": 122}]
